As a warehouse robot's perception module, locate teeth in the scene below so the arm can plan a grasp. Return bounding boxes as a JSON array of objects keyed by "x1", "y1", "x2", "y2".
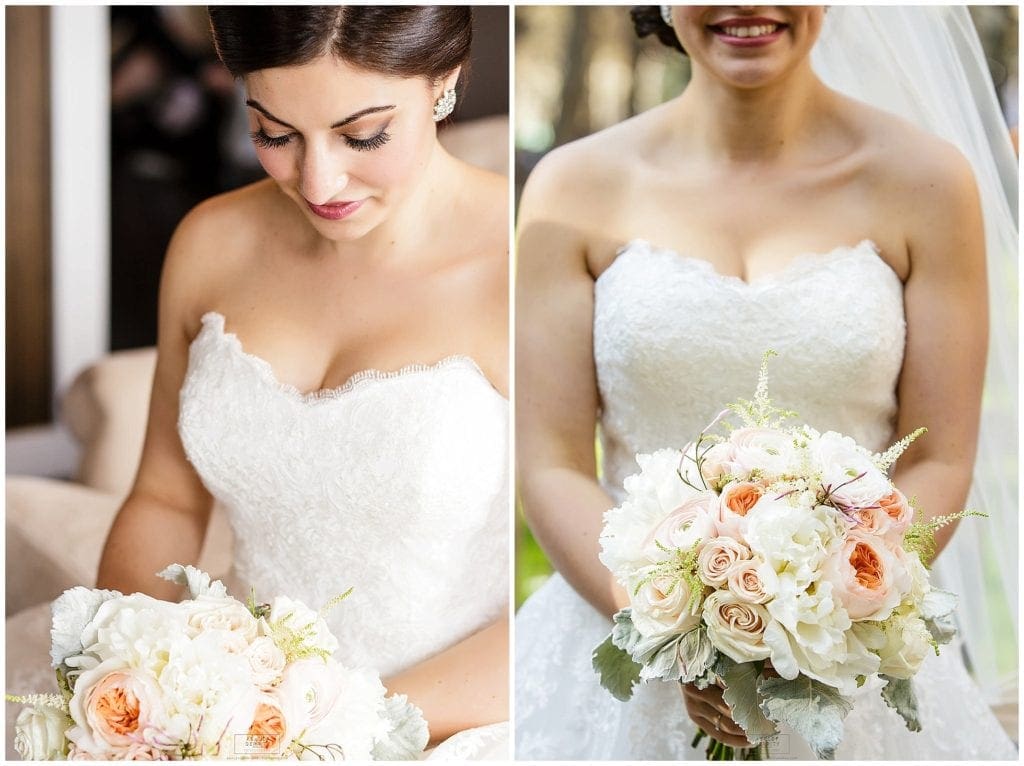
[{"x1": 722, "y1": 24, "x2": 778, "y2": 38}]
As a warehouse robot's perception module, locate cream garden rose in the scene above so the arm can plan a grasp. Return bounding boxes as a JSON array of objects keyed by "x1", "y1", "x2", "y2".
[
  {"x1": 702, "y1": 591, "x2": 771, "y2": 662},
  {"x1": 14, "y1": 704, "x2": 70, "y2": 760},
  {"x1": 697, "y1": 536, "x2": 752, "y2": 586}
]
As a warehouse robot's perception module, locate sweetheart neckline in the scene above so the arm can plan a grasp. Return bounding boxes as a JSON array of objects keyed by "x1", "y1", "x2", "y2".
[
  {"x1": 192, "y1": 311, "x2": 508, "y2": 405},
  {"x1": 597, "y1": 238, "x2": 900, "y2": 289}
]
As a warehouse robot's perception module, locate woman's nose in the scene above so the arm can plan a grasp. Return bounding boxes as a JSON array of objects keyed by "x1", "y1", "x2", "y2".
[{"x1": 298, "y1": 143, "x2": 348, "y2": 204}]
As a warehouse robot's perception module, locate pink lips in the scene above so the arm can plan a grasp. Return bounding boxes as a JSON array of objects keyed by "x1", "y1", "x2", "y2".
[
  {"x1": 709, "y1": 17, "x2": 787, "y2": 48},
  {"x1": 305, "y1": 198, "x2": 365, "y2": 221}
]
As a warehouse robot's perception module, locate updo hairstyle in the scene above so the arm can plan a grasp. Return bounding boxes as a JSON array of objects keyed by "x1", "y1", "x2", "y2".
[
  {"x1": 207, "y1": 6, "x2": 472, "y2": 83},
  {"x1": 630, "y1": 6, "x2": 686, "y2": 55}
]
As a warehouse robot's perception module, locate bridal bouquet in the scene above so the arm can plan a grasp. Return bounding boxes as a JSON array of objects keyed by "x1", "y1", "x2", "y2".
[
  {"x1": 8, "y1": 566, "x2": 428, "y2": 760},
  {"x1": 593, "y1": 353, "x2": 974, "y2": 760}
]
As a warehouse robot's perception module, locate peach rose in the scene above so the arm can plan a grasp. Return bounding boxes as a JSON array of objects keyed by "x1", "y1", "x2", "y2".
[
  {"x1": 823, "y1": 533, "x2": 910, "y2": 621},
  {"x1": 83, "y1": 671, "x2": 148, "y2": 749},
  {"x1": 717, "y1": 481, "x2": 766, "y2": 539},
  {"x1": 697, "y1": 537, "x2": 752, "y2": 586},
  {"x1": 849, "y1": 489, "x2": 913, "y2": 540},
  {"x1": 246, "y1": 695, "x2": 289, "y2": 756},
  {"x1": 727, "y1": 558, "x2": 777, "y2": 604}
]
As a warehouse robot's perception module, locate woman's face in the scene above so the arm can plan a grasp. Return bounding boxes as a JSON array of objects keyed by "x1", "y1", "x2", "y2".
[
  {"x1": 670, "y1": 6, "x2": 825, "y2": 89},
  {"x1": 244, "y1": 54, "x2": 446, "y2": 241}
]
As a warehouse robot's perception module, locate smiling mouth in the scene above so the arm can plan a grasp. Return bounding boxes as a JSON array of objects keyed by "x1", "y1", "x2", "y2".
[{"x1": 709, "y1": 22, "x2": 787, "y2": 40}]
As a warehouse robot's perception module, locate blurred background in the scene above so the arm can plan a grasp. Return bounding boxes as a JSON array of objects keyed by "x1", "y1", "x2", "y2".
[
  {"x1": 6, "y1": 4, "x2": 508, "y2": 465},
  {"x1": 514, "y1": 3, "x2": 1018, "y2": 733}
]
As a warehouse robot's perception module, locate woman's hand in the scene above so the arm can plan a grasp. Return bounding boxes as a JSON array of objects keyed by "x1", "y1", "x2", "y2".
[{"x1": 679, "y1": 681, "x2": 751, "y2": 748}]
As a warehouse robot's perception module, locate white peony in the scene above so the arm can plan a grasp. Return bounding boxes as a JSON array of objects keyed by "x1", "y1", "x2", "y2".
[
  {"x1": 764, "y1": 581, "x2": 879, "y2": 694},
  {"x1": 600, "y1": 449, "x2": 703, "y2": 576},
  {"x1": 76, "y1": 593, "x2": 184, "y2": 676},
  {"x1": 14, "y1": 703, "x2": 70, "y2": 760},
  {"x1": 743, "y1": 499, "x2": 844, "y2": 589},
  {"x1": 154, "y1": 630, "x2": 260, "y2": 752},
  {"x1": 864, "y1": 611, "x2": 934, "y2": 680}
]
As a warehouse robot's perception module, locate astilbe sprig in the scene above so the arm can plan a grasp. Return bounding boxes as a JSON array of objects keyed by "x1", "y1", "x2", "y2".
[{"x1": 727, "y1": 351, "x2": 797, "y2": 429}]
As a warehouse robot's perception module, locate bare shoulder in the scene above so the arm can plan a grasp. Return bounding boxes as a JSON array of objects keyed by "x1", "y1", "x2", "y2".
[
  {"x1": 851, "y1": 101, "x2": 979, "y2": 221},
  {"x1": 161, "y1": 179, "x2": 286, "y2": 329},
  {"x1": 520, "y1": 109, "x2": 656, "y2": 228}
]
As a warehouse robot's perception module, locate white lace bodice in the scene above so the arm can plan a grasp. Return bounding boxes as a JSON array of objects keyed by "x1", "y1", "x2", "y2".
[
  {"x1": 179, "y1": 312, "x2": 508, "y2": 678},
  {"x1": 594, "y1": 239, "x2": 905, "y2": 500}
]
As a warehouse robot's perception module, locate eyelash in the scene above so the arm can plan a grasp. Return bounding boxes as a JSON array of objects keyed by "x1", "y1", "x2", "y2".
[{"x1": 249, "y1": 129, "x2": 392, "y2": 152}]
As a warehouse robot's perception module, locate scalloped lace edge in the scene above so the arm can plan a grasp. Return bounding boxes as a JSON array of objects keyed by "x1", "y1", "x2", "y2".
[{"x1": 195, "y1": 311, "x2": 501, "y2": 403}]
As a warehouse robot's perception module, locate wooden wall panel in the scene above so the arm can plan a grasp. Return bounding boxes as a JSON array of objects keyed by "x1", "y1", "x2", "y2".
[{"x1": 6, "y1": 7, "x2": 52, "y2": 428}]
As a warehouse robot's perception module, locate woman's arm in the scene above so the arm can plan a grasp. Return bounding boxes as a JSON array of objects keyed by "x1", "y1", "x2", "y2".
[
  {"x1": 888, "y1": 142, "x2": 987, "y2": 557},
  {"x1": 383, "y1": 613, "x2": 508, "y2": 744},
  {"x1": 515, "y1": 152, "x2": 629, "y2": 620},
  {"x1": 97, "y1": 207, "x2": 217, "y2": 599}
]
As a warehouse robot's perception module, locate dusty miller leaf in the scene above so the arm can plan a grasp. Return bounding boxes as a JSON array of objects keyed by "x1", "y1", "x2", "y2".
[
  {"x1": 715, "y1": 656, "x2": 777, "y2": 745},
  {"x1": 880, "y1": 676, "x2": 921, "y2": 732},
  {"x1": 758, "y1": 675, "x2": 854, "y2": 760},
  {"x1": 593, "y1": 633, "x2": 642, "y2": 701}
]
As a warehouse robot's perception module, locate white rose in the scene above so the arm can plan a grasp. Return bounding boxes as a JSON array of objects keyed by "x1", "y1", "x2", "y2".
[
  {"x1": 630, "y1": 568, "x2": 702, "y2": 639},
  {"x1": 246, "y1": 636, "x2": 288, "y2": 688},
  {"x1": 703, "y1": 591, "x2": 771, "y2": 663},
  {"x1": 266, "y1": 596, "x2": 339, "y2": 658},
  {"x1": 697, "y1": 537, "x2": 752, "y2": 586},
  {"x1": 727, "y1": 427, "x2": 796, "y2": 481},
  {"x1": 600, "y1": 449, "x2": 703, "y2": 576},
  {"x1": 698, "y1": 441, "x2": 736, "y2": 489},
  {"x1": 14, "y1": 704, "x2": 69, "y2": 760},
  {"x1": 813, "y1": 431, "x2": 893, "y2": 510},
  {"x1": 182, "y1": 595, "x2": 258, "y2": 643}
]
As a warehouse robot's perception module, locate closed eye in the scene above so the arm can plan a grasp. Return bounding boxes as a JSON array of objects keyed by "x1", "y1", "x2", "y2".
[
  {"x1": 344, "y1": 130, "x2": 391, "y2": 152},
  {"x1": 249, "y1": 129, "x2": 292, "y2": 149}
]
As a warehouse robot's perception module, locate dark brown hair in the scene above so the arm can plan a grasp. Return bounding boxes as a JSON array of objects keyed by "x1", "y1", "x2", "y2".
[
  {"x1": 630, "y1": 6, "x2": 686, "y2": 55},
  {"x1": 207, "y1": 6, "x2": 472, "y2": 81}
]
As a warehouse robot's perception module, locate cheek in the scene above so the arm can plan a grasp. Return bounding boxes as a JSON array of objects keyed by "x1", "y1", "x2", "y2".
[
  {"x1": 254, "y1": 146, "x2": 295, "y2": 184},
  {"x1": 352, "y1": 128, "x2": 432, "y2": 190}
]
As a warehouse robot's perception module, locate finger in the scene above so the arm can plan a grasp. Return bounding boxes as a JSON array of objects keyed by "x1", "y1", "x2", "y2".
[
  {"x1": 684, "y1": 699, "x2": 751, "y2": 744},
  {"x1": 690, "y1": 714, "x2": 752, "y2": 750}
]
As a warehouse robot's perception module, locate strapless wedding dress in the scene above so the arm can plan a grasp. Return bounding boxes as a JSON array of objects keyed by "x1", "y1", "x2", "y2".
[
  {"x1": 515, "y1": 239, "x2": 1017, "y2": 760},
  {"x1": 175, "y1": 312, "x2": 509, "y2": 759}
]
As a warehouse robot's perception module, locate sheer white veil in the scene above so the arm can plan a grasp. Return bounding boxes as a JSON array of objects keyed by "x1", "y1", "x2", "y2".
[{"x1": 811, "y1": 6, "x2": 1018, "y2": 708}]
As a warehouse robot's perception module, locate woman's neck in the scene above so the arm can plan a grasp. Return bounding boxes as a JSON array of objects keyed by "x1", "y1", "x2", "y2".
[{"x1": 674, "y1": 61, "x2": 834, "y2": 163}]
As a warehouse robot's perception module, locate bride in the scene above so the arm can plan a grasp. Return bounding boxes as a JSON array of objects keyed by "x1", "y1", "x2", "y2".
[
  {"x1": 94, "y1": 6, "x2": 509, "y2": 758},
  {"x1": 515, "y1": 5, "x2": 1016, "y2": 759}
]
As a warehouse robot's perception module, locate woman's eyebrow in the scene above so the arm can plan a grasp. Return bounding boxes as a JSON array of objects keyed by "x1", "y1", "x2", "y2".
[{"x1": 245, "y1": 100, "x2": 396, "y2": 130}]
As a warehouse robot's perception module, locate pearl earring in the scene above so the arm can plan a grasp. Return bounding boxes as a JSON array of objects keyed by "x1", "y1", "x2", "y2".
[
  {"x1": 660, "y1": 5, "x2": 673, "y2": 27},
  {"x1": 432, "y1": 88, "x2": 456, "y2": 122}
]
